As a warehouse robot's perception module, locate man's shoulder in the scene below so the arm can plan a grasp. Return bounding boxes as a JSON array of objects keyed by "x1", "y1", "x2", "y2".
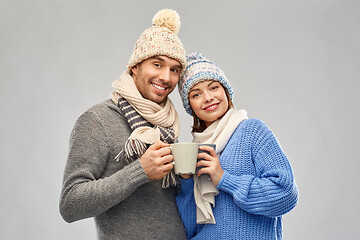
[
  {"x1": 77, "y1": 99, "x2": 127, "y2": 125},
  {"x1": 70, "y1": 99, "x2": 131, "y2": 145},
  {"x1": 86, "y1": 99, "x2": 122, "y2": 116},
  {"x1": 86, "y1": 99, "x2": 115, "y2": 112}
]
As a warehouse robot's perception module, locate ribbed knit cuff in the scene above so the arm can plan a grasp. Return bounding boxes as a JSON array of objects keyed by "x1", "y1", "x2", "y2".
[
  {"x1": 125, "y1": 159, "x2": 150, "y2": 187},
  {"x1": 217, "y1": 170, "x2": 253, "y2": 199},
  {"x1": 216, "y1": 170, "x2": 229, "y2": 190}
]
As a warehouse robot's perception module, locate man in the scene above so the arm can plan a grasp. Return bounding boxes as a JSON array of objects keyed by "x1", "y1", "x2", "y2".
[{"x1": 59, "y1": 9, "x2": 187, "y2": 239}]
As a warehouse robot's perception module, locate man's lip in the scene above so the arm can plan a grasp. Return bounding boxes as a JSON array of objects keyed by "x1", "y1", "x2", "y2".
[
  {"x1": 151, "y1": 82, "x2": 168, "y2": 93},
  {"x1": 203, "y1": 102, "x2": 220, "y2": 111}
]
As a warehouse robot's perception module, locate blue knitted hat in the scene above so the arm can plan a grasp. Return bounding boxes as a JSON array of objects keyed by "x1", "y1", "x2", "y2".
[{"x1": 178, "y1": 52, "x2": 234, "y2": 115}]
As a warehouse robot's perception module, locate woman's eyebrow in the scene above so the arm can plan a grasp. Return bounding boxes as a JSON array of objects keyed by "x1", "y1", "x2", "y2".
[
  {"x1": 189, "y1": 88, "x2": 200, "y2": 94},
  {"x1": 189, "y1": 81, "x2": 217, "y2": 94},
  {"x1": 208, "y1": 81, "x2": 217, "y2": 87}
]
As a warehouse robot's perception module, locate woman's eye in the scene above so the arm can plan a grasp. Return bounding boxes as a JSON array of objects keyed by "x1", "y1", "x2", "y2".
[
  {"x1": 154, "y1": 63, "x2": 161, "y2": 68},
  {"x1": 191, "y1": 93, "x2": 200, "y2": 98},
  {"x1": 211, "y1": 86, "x2": 218, "y2": 90}
]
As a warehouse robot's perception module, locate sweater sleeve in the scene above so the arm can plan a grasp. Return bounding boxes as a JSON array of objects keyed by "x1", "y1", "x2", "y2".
[
  {"x1": 176, "y1": 177, "x2": 199, "y2": 239},
  {"x1": 59, "y1": 110, "x2": 150, "y2": 223},
  {"x1": 217, "y1": 119, "x2": 298, "y2": 218}
]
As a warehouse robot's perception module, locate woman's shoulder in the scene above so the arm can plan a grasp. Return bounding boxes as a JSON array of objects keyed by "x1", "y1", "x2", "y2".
[
  {"x1": 232, "y1": 118, "x2": 273, "y2": 141},
  {"x1": 238, "y1": 118, "x2": 268, "y2": 132}
]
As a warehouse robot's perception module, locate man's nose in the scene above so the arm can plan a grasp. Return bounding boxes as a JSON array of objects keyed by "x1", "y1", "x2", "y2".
[{"x1": 159, "y1": 68, "x2": 171, "y2": 82}]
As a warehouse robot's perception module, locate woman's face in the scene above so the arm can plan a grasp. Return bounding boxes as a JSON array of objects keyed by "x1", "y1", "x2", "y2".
[{"x1": 189, "y1": 80, "x2": 229, "y2": 127}]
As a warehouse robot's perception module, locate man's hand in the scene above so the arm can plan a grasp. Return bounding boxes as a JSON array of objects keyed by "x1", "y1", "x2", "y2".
[{"x1": 140, "y1": 140, "x2": 174, "y2": 180}]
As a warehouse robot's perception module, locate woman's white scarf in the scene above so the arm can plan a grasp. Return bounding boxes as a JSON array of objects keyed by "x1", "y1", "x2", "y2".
[{"x1": 192, "y1": 108, "x2": 248, "y2": 224}]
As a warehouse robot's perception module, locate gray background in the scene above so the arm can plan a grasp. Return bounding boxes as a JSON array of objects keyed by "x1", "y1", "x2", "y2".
[{"x1": 1, "y1": 0, "x2": 359, "y2": 239}]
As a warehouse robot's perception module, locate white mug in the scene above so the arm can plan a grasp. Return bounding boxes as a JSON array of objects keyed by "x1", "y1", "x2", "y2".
[{"x1": 170, "y1": 142, "x2": 199, "y2": 175}]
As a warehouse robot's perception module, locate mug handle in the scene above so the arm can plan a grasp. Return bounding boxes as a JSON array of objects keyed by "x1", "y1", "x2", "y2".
[{"x1": 168, "y1": 146, "x2": 175, "y2": 165}]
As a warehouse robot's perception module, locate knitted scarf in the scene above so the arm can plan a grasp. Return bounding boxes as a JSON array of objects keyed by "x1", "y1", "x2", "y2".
[
  {"x1": 192, "y1": 108, "x2": 248, "y2": 224},
  {"x1": 110, "y1": 70, "x2": 180, "y2": 188}
]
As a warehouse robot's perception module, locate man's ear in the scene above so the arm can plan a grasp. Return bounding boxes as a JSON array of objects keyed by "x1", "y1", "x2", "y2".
[{"x1": 131, "y1": 65, "x2": 138, "y2": 77}]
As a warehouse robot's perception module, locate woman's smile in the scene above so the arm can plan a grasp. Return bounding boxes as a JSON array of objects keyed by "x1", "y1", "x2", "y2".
[{"x1": 203, "y1": 102, "x2": 221, "y2": 111}]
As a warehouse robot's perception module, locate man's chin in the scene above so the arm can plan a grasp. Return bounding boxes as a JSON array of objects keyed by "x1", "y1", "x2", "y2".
[
  {"x1": 148, "y1": 95, "x2": 167, "y2": 105},
  {"x1": 155, "y1": 97, "x2": 168, "y2": 105}
]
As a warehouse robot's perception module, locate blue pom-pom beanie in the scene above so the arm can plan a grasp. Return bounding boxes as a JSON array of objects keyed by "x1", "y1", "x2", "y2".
[{"x1": 178, "y1": 52, "x2": 234, "y2": 115}]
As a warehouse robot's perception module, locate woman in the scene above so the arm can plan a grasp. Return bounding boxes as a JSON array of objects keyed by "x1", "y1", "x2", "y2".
[{"x1": 176, "y1": 52, "x2": 299, "y2": 239}]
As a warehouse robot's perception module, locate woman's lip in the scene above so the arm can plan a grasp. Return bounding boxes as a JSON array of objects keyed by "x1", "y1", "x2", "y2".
[{"x1": 203, "y1": 103, "x2": 220, "y2": 111}]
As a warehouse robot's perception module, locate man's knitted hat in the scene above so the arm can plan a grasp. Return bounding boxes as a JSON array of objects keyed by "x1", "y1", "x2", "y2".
[
  {"x1": 178, "y1": 52, "x2": 234, "y2": 115},
  {"x1": 127, "y1": 9, "x2": 186, "y2": 72}
]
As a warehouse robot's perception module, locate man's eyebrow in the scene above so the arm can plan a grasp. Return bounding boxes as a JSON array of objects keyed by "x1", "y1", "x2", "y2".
[
  {"x1": 150, "y1": 56, "x2": 165, "y2": 62},
  {"x1": 150, "y1": 56, "x2": 182, "y2": 69}
]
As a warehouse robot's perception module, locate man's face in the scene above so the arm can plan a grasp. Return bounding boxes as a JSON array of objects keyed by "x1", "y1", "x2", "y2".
[{"x1": 131, "y1": 56, "x2": 182, "y2": 104}]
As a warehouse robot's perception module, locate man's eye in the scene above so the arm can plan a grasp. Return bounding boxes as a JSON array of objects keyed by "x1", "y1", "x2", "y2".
[
  {"x1": 171, "y1": 68, "x2": 179, "y2": 73},
  {"x1": 154, "y1": 63, "x2": 161, "y2": 67}
]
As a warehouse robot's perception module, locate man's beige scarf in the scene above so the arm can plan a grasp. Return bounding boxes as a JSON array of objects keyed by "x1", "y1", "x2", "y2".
[
  {"x1": 192, "y1": 108, "x2": 248, "y2": 224},
  {"x1": 111, "y1": 70, "x2": 180, "y2": 141},
  {"x1": 110, "y1": 70, "x2": 180, "y2": 187}
]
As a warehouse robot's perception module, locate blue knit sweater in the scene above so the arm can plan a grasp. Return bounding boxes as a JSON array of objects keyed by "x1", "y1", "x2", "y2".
[{"x1": 176, "y1": 119, "x2": 298, "y2": 240}]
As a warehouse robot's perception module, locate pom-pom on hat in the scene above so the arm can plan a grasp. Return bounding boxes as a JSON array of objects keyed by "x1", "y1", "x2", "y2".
[
  {"x1": 127, "y1": 9, "x2": 186, "y2": 72},
  {"x1": 178, "y1": 52, "x2": 234, "y2": 115}
]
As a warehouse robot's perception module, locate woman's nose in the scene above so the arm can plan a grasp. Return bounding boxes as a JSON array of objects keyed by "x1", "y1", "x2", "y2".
[{"x1": 203, "y1": 91, "x2": 214, "y2": 102}]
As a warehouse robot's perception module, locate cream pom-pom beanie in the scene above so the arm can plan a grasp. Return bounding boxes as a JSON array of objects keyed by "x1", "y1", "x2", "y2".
[{"x1": 127, "y1": 9, "x2": 186, "y2": 72}]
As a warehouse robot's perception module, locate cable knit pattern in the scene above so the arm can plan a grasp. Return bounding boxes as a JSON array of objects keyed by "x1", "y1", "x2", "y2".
[{"x1": 176, "y1": 119, "x2": 298, "y2": 240}]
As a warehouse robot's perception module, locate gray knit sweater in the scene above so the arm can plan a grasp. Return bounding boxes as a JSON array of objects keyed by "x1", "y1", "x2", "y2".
[{"x1": 59, "y1": 100, "x2": 186, "y2": 239}]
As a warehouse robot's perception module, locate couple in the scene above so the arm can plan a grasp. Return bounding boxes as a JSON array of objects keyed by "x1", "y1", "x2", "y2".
[{"x1": 59, "y1": 9, "x2": 298, "y2": 240}]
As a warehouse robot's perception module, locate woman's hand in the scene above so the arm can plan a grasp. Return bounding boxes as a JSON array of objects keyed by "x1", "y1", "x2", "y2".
[{"x1": 196, "y1": 145, "x2": 224, "y2": 186}]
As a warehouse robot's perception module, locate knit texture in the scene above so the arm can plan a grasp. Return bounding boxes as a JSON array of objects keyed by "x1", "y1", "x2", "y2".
[
  {"x1": 178, "y1": 52, "x2": 234, "y2": 115},
  {"x1": 110, "y1": 70, "x2": 180, "y2": 188},
  {"x1": 192, "y1": 108, "x2": 248, "y2": 224},
  {"x1": 127, "y1": 9, "x2": 186, "y2": 72},
  {"x1": 176, "y1": 119, "x2": 298, "y2": 240},
  {"x1": 111, "y1": 70, "x2": 180, "y2": 139},
  {"x1": 59, "y1": 100, "x2": 186, "y2": 239},
  {"x1": 115, "y1": 97, "x2": 178, "y2": 188}
]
